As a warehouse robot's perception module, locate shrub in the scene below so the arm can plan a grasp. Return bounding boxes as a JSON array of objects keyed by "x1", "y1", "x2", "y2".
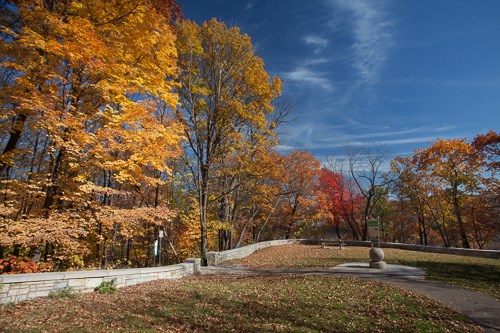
[
  {"x1": 48, "y1": 287, "x2": 78, "y2": 299},
  {"x1": 94, "y1": 279, "x2": 117, "y2": 294},
  {"x1": 0, "y1": 256, "x2": 38, "y2": 274}
]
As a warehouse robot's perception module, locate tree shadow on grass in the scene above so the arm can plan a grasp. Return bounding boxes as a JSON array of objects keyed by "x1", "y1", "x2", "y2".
[{"x1": 391, "y1": 260, "x2": 500, "y2": 297}]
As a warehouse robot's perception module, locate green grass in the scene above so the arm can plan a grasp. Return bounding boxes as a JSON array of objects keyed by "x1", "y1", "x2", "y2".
[
  {"x1": 388, "y1": 253, "x2": 499, "y2": 298},
  {"x1": 48, "y1": 287, "x2": 79, "y2": 299},
  {"x1": 227, "y1": 245, "x2": 500, "y2": 298},
  {"x1": 0, "y1": 275, "x2": 481, "y2": 332}
]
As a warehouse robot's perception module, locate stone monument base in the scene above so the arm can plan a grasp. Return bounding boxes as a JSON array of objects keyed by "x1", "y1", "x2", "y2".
[{"x1": 369, "y1": 260, "x2": 387, "y2": 269}]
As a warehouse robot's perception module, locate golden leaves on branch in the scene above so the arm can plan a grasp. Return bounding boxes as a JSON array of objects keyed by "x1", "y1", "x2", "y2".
[
  {"x1": 0, "y1": 0, "x2": 186, "y2": 267},
  {"x1": 0, "y1": 210, "x2": 92, "y2": 258},
  {"x1": 390, "y1": 134, "x2": 498, "y2": 248}
]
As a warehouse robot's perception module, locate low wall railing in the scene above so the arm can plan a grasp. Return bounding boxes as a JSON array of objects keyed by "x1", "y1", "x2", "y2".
[
  {"x1": 206, "y1": 239, "x2": 499, "y2": 264},
  {"x1": 2, "y1": 239, "x2": 498, "y2": 304},
  {"x1": 0, "y1": 258, "x2": 201, "y2": 304},
  {"x1": 341, "y1": 240, "x2": 500, "y2": 259}
]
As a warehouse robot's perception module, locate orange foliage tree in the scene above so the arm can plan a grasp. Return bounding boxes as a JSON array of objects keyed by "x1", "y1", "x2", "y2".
[
  {"x1": 0, "y1": 0, "x2": 184, "y2": 268},
  {"x1": 274, "y1": 150, "x2": 320, "y2": 239},
  {"x1": 390, "y1": 133, "x2": 499, "y2": 248},
  {"x1": 174, "y1": 18, "x2": 282, "y2": 263}
]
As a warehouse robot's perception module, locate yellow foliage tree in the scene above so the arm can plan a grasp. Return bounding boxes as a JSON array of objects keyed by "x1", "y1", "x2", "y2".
[
  {"x1": 0, "y1": 0, "x2": 183, "y2": 266},
  {"x1": 175, "y1": 18, "x2": 282, "y2": 264}
]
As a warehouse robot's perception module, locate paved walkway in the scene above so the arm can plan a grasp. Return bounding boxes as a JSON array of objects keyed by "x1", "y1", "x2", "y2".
[{"x1": 201, "y1": 263, "x2": 500, "y2": 333}]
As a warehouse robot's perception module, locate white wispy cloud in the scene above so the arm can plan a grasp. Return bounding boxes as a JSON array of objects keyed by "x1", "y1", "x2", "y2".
[
  {"x1": 303, "y1": 35, "x2": 329, "y2": 54},
  {"x1": 283, "y1": 120, "x2": 460, "y2": 152},
  {"x1": 380, "y1": 77, "x2": 500, "y2": 88},
  {"x1": 319, "y1": 125, "x2": 458, "y2": 142},
  {"x1": 277, "y1": 144, "x2": 296, "y2": 152},
  {"x1": 310, "y1": 135, "x2": 439, "y2": 149},
  {"x1": 284, "y1": 67, "x2": 333, "y2": 90},
  {"x1": 352, "y1": 136, "x2": 439, "y2": 147},
  {"x1": 329, "y1": 0, "x2": 393, "y2": 84},
  {"x1": 244, "y1": 1, "x2": 255, "y2": 10},
  {"x1": 305, "y1": 57, "x2": 332, "y2": 66}
]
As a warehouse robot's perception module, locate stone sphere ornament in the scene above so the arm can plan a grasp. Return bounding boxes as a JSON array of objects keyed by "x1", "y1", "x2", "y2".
[
  {"x1": 368, "y1": 246, "x2": 387, "y2": 269},
  {"x1": 369, "y1": 247, "x2": 385, "y2": 261}
]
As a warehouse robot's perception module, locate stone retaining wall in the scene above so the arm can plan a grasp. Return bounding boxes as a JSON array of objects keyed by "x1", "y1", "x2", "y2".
[
  {"x1": 341, "y1": 240, "x2": 500, "y2": 259},
  {"x1": 2, "y1": 239, "x2": 497, "y2": 304},
  {"x1": 0, "y1": 258, "x2": 201, "y2": 304},
  {"x1": 206, "y1": 239, "x2": 316, "y2": 265},
  {"x1": 207, "y1": 239, "x2": 499, "y2": 265}
]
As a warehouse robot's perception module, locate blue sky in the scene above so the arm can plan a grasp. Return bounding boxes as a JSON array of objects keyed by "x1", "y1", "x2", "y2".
[{"x1": 181, "y1": 0, "x2": 500, "y2": 161}]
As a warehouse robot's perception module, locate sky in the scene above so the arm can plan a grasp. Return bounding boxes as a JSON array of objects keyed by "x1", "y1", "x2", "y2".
[{"x1": 180, "y1": 0, "x2": 500, "y2": 162}]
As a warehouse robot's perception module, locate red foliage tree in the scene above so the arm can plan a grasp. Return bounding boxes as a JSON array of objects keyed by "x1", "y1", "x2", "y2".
[{"x1": 317, "y1": 168, "x2": 364, "y2": 240}]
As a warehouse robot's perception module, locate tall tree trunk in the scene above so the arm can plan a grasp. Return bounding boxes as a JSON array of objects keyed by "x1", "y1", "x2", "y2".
[
  {"x1": 199, "y1": 164, "x2": 210, "y2": 265},
  {"x1": 343, "y1": 208, "x2": 360, "y2": 240},
  {"x1": 110, "y1": 223, "x2": 118, "y2": 265},
  {"x1": 126, "y1": 239, "x2": 131, "y2": 263},
  {"x1": 43, "y1": 148, "x2": 64, "y2": 210},
  {"x1": 286, "y1": 202, "x2": 298, "y2": 239},
  {"x1": 361, "y1": 201, "x2": 371, "y2": 241},
  {"x1": 453, "y1": 187, "x2": 470, "y2": 248},
  {"x1": 255, "y1": 199, "x2": 280, "y2": 243},
  {"x1": 13, "y1": 244, "x2": 20, "y2": 256},
  {"x1": 417, "y1": 214, "x2": 426, "y2": 245},
  {"x1": 101, "y1": 236, "x2": 108, "y2": 268},
  {"x1": 335, "y1": 224, "x2": 341, "y2": 240},
  {"x1": 0, "y1": 113, "x2": 27, "y2": 174},
  {"x1": 235, "y1": 207, "x2": 259, "y2": 248}
]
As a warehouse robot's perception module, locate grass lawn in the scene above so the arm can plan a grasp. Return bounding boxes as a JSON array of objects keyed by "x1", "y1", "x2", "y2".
[
  {"x1": 0, "y1": 275, "x2": 481, "y2": 332},
  {"x1": 227, "y1": 245, "x2": 500, "y2": 298}
]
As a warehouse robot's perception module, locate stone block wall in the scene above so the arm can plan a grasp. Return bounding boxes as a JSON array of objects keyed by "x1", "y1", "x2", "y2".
[
  {"x1": 0, "y1": 258, "x2": 201, "y2": 304},
  {"x1": 316, "y1": 240, "x2": 500, "y2": 259},
  {"x1": 206, "y1": 239, "x2": 499, "y2": 265},
  {"x1": 206, "y1": 239, "x2": 311, "y2": 265},
  {"x1": 2, "y1": 239, "x2": 497, "y2": 304},
  {"x1": 378, "y1": 242, "x2": 500, "y2": 259}
]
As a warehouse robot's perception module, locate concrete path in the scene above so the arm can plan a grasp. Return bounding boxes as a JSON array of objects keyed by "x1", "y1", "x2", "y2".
[{"x1": 201, "y1": 263, "x2": 500, "y2": 333}]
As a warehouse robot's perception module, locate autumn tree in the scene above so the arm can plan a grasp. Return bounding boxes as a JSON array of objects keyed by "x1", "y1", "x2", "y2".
[
  {"x1": 389, "y1": 195, "x2": 416, "y2": 243},
  {"x1": 390, "y1": 134, "x2": 498, "y2": 249},
  {"x1": 174, "y1": 18, "x2": 281, "y2": 263},
  {"x1": 390, "y1": 156, "x2": 436, "y2": 245},
  {"x1": 212, "y1": 97, "x2": 294, "y2": 248},
  {"x1": 344, "y1": 145, "x2": 392, "y2": 240},
  {"x1": 472, "y1": 130, "x2": 499, "y2": 175},
  {"x1": 0, "y1": 0, "x2": 184, "y2": 267},
  {"x1": 274, "y1": 150, "x2": 320, "y2": 238},
  {"x1": 461, "y1": 195, "x2": 499, "y2": 249},
  {"x1": 469, "y1": 130, "x2": 499, "y2": 248},
  {"x1": 416, "y1": 139, "x2": 484, "y2": 248},
  {"x1": 317, "y1": 167, "x2": 360, "y2": 240}
]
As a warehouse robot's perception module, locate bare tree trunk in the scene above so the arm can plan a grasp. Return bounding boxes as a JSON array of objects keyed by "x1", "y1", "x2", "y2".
[
  {"x1": 256, "y1": 199, "x2": 281, "y2": 243},
  {"x1": 235, "y1": 207, "x2": 259, "y2": 248},
  {"x1": 0, "y1": 113, "x2": 27, "y2": 174},
  {"x1": 452, "y1": 186, "x2": 470, "y2": 248},
  {"x1": 43, "y1": 148, "x2": 65, "y2": 211},
  {"x1": 334, "y1": 224, "x2": 342, "y2": 240}
]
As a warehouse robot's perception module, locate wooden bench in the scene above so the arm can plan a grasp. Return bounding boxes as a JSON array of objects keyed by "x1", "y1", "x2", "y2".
[{"x1": 320, "y1": 239, "x2": 346, "y2": 249}]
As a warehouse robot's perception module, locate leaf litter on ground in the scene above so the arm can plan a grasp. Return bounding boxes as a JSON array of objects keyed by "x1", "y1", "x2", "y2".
[
  {"x1": 0, "y1": 274, "x2": 482, "y2": 333},
  {"x1": 226, "y1": 244, "x2": 500, "y2": 298}
]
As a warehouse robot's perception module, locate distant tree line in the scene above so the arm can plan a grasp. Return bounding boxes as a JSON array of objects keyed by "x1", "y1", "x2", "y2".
[{"x1": 316, "y1": 131, "x2": 499, "y2": 249}]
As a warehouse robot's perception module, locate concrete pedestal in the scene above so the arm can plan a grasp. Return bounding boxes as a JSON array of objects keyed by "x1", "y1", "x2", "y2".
[{"x1": 369, "y1": 260, "x2": 387, "y2": 269}]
